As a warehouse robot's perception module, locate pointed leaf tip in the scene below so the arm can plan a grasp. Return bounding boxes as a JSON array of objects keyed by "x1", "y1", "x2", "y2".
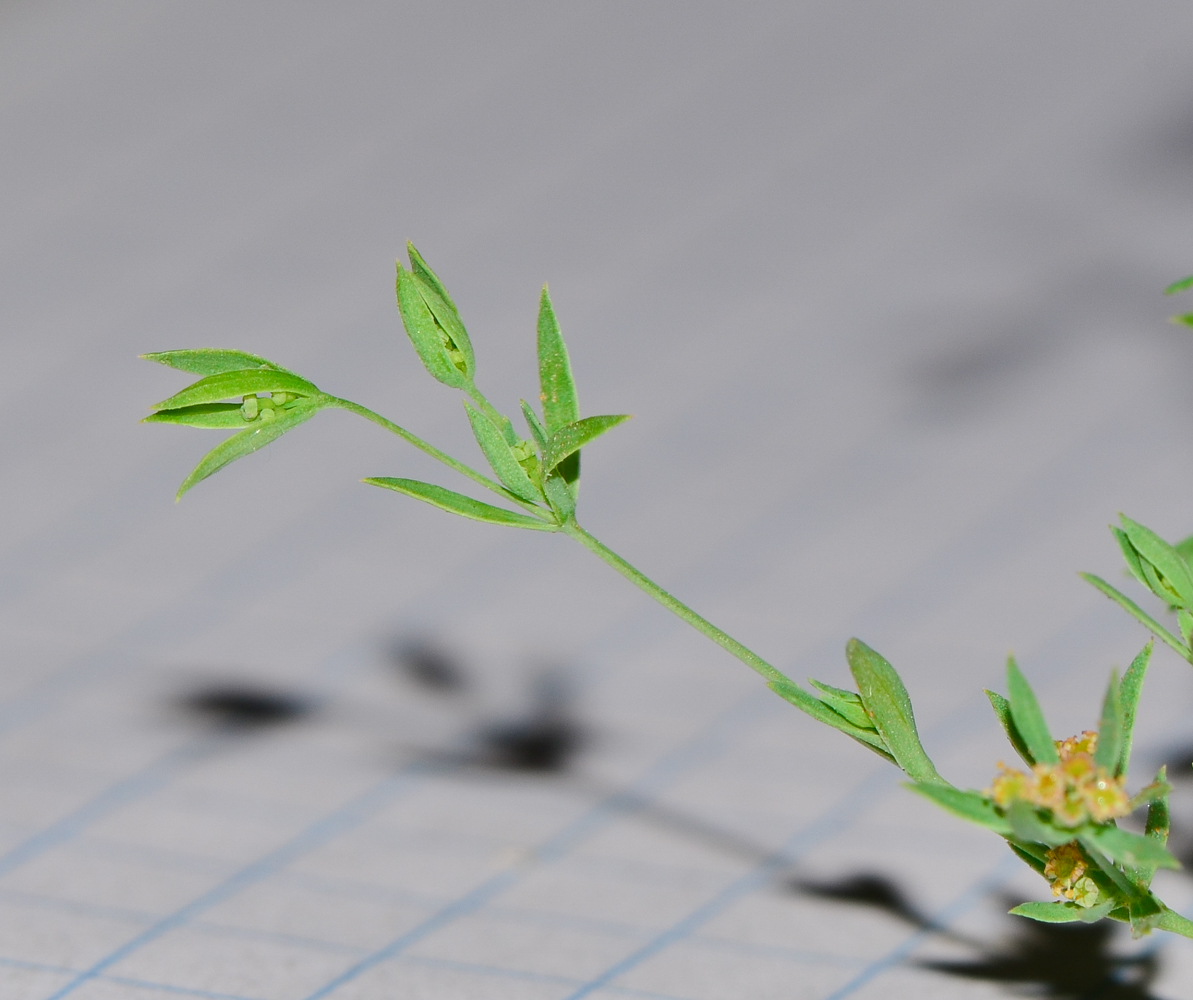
[{"x1": 1005, "y1": 656, "x2": 1058, "y2": 765}]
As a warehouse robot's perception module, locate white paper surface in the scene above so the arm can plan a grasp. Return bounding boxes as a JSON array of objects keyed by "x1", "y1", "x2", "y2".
[{"x1": 4, "y1": 3, "x2": 1193, "y2": 997}]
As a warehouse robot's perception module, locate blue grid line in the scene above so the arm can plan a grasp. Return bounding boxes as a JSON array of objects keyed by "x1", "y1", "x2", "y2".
[
  {"x1": 821, "y1": 855, "x2": 1018, "y2": 1000},
  {"x1": 0, "y1": 954, "x2": 265, "y2": 1000},
  {"x1": 42, "y1": 765, "x2": 432, "y2": 1000},
  {"x1": 686, "y1": 934, "x2": 868, "y2": 969},
  {"x1": 0, "y1": 734, "x2": 216, "y2": 879},
  {"x1": 297, "y1": 691, "x2": 777, "y2": 1000},
  {"x1": 558, "y1": 767, "x2": 894, "y2": 1000},
  {"x1": 288, "y1": 405, "x2": 1146, "y2": 1000},
  {"x1": 549, "y1": 601, "x2": 1137, "y2": 1000}
]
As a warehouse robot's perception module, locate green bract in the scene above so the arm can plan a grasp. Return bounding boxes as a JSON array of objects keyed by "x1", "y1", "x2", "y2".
[{"x1": 140, "y1": 250, "x2": 1193, "y2": 941}]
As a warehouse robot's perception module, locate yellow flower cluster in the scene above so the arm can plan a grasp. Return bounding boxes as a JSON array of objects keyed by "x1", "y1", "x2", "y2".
[
  {"x1": 988, "y1": 730, "x2": 1129, "y2": 827},
  {"x1": 1043, "y1": 843, "x2": 1100, "y2": 907}
]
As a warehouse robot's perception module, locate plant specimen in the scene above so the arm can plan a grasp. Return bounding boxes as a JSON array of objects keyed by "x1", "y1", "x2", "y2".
[{"x1": 142, "y1": 245, "x2": 1193, "y2": 939}]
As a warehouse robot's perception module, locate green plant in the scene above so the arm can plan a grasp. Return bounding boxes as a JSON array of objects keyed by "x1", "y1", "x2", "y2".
[{"x1": 141, "y1": 245, "x2": 1193, "y2": 939}]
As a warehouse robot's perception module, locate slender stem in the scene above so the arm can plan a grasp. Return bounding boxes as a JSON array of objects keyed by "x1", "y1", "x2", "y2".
[
  {"x1": 562, "y1": 522, "x2": 791, "y2": 686},
  {"x1": 325, "y1": 396, "x2": 551, "y2": 521}
]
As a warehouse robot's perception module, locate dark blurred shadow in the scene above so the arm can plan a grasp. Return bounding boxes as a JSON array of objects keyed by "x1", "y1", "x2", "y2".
[
  {"x1": 1161, "y1": 745, "x2": 1193, "y2": 781},
  {"x1": 919, "y1": 896, "x2": 1159, "y2": 999},
  {"x1": 471, "y1": 670, "x2": 585, "y2": 772},
  {"x1": 790, "y1": 871, "x2": 980, "y2": 949},
  {"x1": 390, "y1": 638, "x2": 468, "y2": 694},
  {"x1": 177, "y1": 683, "x2": 313, "y2": 730}
]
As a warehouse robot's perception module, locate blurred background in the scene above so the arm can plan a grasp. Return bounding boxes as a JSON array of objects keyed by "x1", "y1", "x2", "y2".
[{"x1": 5, "y1": 3, "x2": 1193, "y2": 998}]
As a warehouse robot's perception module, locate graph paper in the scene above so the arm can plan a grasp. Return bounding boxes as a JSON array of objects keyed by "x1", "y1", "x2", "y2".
[{"x1": 5, "y1": 2, "x2": 1193, "y2": 997}]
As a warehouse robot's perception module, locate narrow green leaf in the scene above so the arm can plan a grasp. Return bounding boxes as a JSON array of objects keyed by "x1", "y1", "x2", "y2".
[
  {"x1": 1078, "y1": 835, "x2": 1147, "y2": 901},
  {"x1": 1172, "y1": 313, "x2": 1193, "y2": 328},
  {"x1": 406, "y1": 242, "x2": 458, "y2": 312},
  {"x1": 140, "y1": 349, "x2": 293, "y2": 376},
  {"x1": 1009, "y1": 900, "x2": 1115, "y2": 924},
  {"x1": 1127, "y1": 893, "x2": 1166, "y2": 936},
  {"x1": 1130, "y1": 778, "x2": 1173, "y2": 813},
  {"x1": 1117, "y1": 641, "x2": 1151, "y2": 776},
  {"x1": 1085, "y1": 825, "x2": 1180, "y2": 871},
  {"x1": 536, "y1": 285, "x2": 579, "y2": 433},
  {"x1": 905, "y1": 783, "x2": 1011, "y2": 835},
  {"x1": 152, "y1": 370, "x2": 320, "y2": 412},
  {"x1": 1007, "y1": 841, "x2": 1048, "y2": 875},
  {"x1": 1005, "y1": 656, "x2": 1058, "y2": 765},
  {"x1": 409, "y1": 270, "x2": 475, "y2": 379},
  {"x1": 1165, "y1": 275, "x2": 1193, "y2": 295},
  {"x1": 176, "y1": 398, "x2": 321, "y2": 499},
  {"x1": 363, "y1": 478, "x2": 556, "y2": 531},
  {"x1": 143, "y1": 403, "x2": 248, "y2": 429},
  {"x1": 543, "y1": 414, "x2": 632, "y2": 472},
  {"x1": 846, "y1": 639, "x2": 943, "y2": 785},
  {"x1": 1094, "y1": 671, "x2": 1122, "y2": 773},
  {"x1": 768, "y1": 679, "x2": 895, "y2": 764},
  {"x1": 463, "y1": 402, "x2": 542, "y2": 504},
  {"x1": 808, "y1": 679, "x2": 873, "y2": 730},
  {"x1": 1155, "y1": 908, "x2": 1193, "y2": 937},
  {"x1": 1081, "y1": 573, "x2": 1191, "y2": 660},
  {"x1": 1005, "y1": 800, "x2": 1071, "y2": 847},
  {"x1": 395, "y1": 262, "x2": 469, "y2": 389},
  {"x1": 521, "y1": 400, "x2": 549, "y2": 455},
  {"x1": 1145, "y1": 767, "x2": 1170, "y2": 845},
  {"x1": 542, "y1": 472, "x2": 575, "y2": 523},
  {"x1": 1175, "y1": 533, "x2": 1193, "y2": 564},
  {"x1": 1118, "y1": 515, "x2": 1193, "y2": 609},
  {"x1": 985, "y1": 690, "x2": 1035, "y2": 766},
  {"x1": 1113, "y1": 526, "x2": 1149, "y2": 588}
]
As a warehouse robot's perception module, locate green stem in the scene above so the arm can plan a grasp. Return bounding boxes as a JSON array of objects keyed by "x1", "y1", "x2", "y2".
[
  {"x1": 326, "y1": 396, "x2": 551, "y2": 521},
  {"x1": 563, "y1": 522, "x2": 791, "y2": 686}
]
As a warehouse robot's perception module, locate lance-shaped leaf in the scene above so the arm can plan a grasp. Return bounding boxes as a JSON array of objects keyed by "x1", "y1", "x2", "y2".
[
  {"x1": 406, "y1": 254, "x2": 474, "y2": 379},
  {"x1": 542, "y1": 472, "x2": 575, "y2": 523},
  {"x1": 144, "y1": 403, "x2": 250, "y2": 429},
  {"x1": 521, "y1": 400, "x2": 549, "y2": 455},
  {"x1": 1093, "y1": 670, "x2": 1123, "y2": 773},
  {"x1": 1165, "y1": 275, "x2": 1193, "y2": 295},
  {"x1": 846, "y1": 639, "x2": 943, "y2": 785},
  {"x1": 537, "y1": 286, "x2": 578, "y2": 432},
  {"x1": 1005, "y1": 800, "x2": 1072, "y2": 847},
  {"x1": 543, "y1": 414, "x2": 632, "y2": 473},
  {"x1": 808, "y1": 679, "x2": 873, "y2": 730},
  {"x1": 1130, "y1": 777, "x2": 1173, "y2": 813},
  {"x1": 1117, "y1": 642, "x2": 1151, "y2": 776},
  {"x1": 176, "y1": 398, "x2": 321, "y2": 499},
  {"x1": 1084, "y1": 825, "x2": 1179, "y2": 872},
  {"x1": 1145, "y1": 768, "x2": 1170, "y2": 844},
  {"x1": 363, "y1": 478, "x2": 556, "y2": 531},
  {"x1": 1005, "y1": 657, "x2": 1058, "y2": 765},
  {"x1": 406, "y1": 243, "x2": 463, "y2": 315},
  {"x1": 1009, "y1": 900, "x2": 1115, "y2": 924},
  {"x1": 768, "y1": 679, "x2": 895, "y2": 764},
  {"x1": 463, "y1": 402, "x2": 542, "y2": 504},
  {"x1": 140, "y1": 349, "x2": 294, "y2": 377},
  {"x1": 395, "y1": 263, "x2": 469, "y2": 389},
  {"x1": 906, "y1": 783, "x2": 1011, "y2": 835},
  {"x1": 985, "y1": 690, "x2": 1035, "y2": 766},
  {"x1": 151, "y1": 370, "x2": 320, "y2": 412},
  {"x1": 1008, "y1": 841, "x2": 1048, "y2": 875},
  {"x1": 1081, "y1": 573, "x2": 1190, "y2": 660},
  {"x1": 537, "y1": 286, "x2": 580, "y2": 490},
  {"x1": 1117, "y1": 515, "x2": 1193, "y2": 609}
]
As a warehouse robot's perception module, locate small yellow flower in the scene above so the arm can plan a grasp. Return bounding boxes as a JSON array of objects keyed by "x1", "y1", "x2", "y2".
[
  {"x1": 1071, "y1": 876, "x2": 1100, "y2": 908},
  {"x1": 1032, "y1": 764, "x2": 1066, "y2": 810},
  {"x1": 989, "y1": 764, "x2": 1032, "y2": 807},
  {"x1": 1083, "y1": 775, "x2": 1130, "y2": 822}
]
